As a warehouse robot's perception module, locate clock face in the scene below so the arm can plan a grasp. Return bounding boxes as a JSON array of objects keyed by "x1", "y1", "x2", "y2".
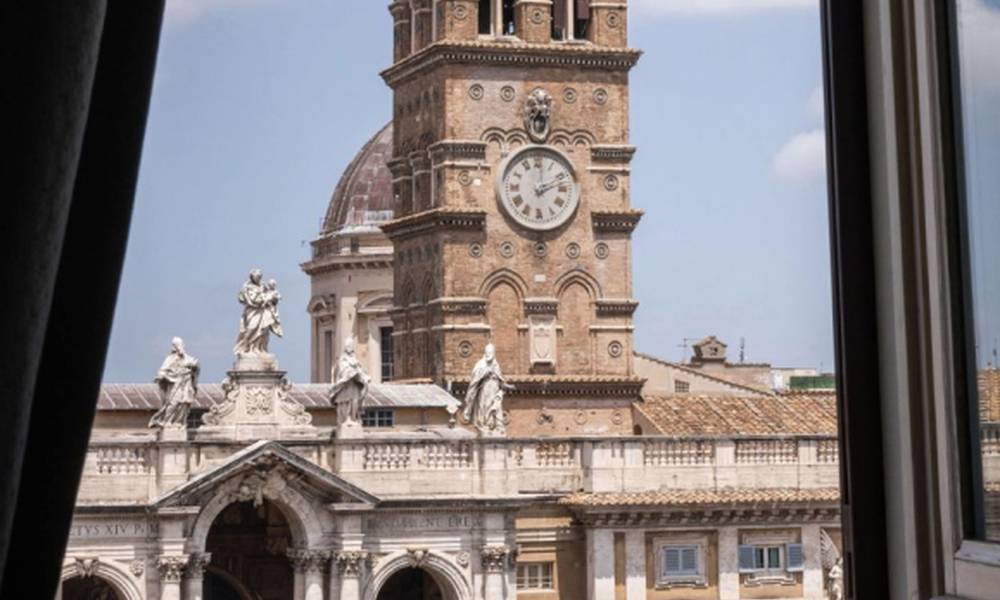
[{"x1": 496, "y1": 145, "x2": 579, "y2": 231}]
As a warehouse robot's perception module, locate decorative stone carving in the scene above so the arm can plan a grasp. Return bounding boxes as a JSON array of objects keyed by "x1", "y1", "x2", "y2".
[
  {"x1": 499, "y1": 85, "x2": 516, "y2": 102},
  {"x1": 566, "y1": 242, "x2": 581, "y2": 259},
  {"x1": 329, "y1": 336, "x2": 371, "y2": 437},
  {"x1": 148, "y1": 337, "x2": 199, "y2": 430},
  {"x1": 499, "y1": 241, "x2": 515, "y2": 258},
  {"x1": 480, "y1": 545, "x2": 510, "y2": 573},
  {"x1": 611, "y1": 409, "x2": 625, "y2": 425},
  {"x1": 468, "y1": 242, "x2": 483, "y2": 257},
  {"x1": 524, "y1": 89, "x2": 553, "y2": 143},
  {"x1": 563, "y1": 88, "x2": 577, "y2": 104},
  {"x1": 227, "y1": 467, "x2": 289, "y2": 507},
  {"x1": 405, "y1": 548, "x2": 429, "y2": 568},
  {"x1": 608, "y1": 340, "x2": 623, "y2": 358},
  {"x1": 458, "y1": 170, "x2": 473, "y2": 186},
  {"x1": 462, "y1": 344, "x2": 513, "y2": 437},
  {"x1": 603, "y1": 173, "x2": 619, "y2": 191},
  {"x1": 156, "y1": 556, "x2": 188, "y2": 583},
  {"x1": 336, "y1": 551, "x2": 369, "y2": 577},
  {"x1": 594, "y1": 242, "x2": 610, "y2": 259},
  {"x1": 455, "y1": 551, "x2": 470, "y2": 568},
  {"x1": 458, "y1": 340, "x2": 474, "y2": 358},
  {"x1": 593, "y1": 88, "x2": 609, "y2": 105},
  {"x1": 606, "y1": 11, "x2": 621, "y2": 27},
  {"x1": 533, "y1": 242, "x2": 547, "y2": 257},
  {"x1": 129, "y1": 559, "x2": 145, "y2": 577},
  {"x1": 233, "y1": 268, "x2": 283, "y2": 361},
  {"x1": 74, "y1": 557, "x2": 100, "y2": 579},
  {"x1": 287, "y1": 548, "x2": 329, "y2": 574},
  {"x1": 820, "y1": 530, "x2": 844, "y2": 600},
  {"x1": 529, "y1": 316, "x2": 556, "y2": 366},
  {"x1": 453, "y1": 2, "x2": 468, "y2": 19},
  {"x1": 468, "y1": 83, "x2": 484, "y2": 100},
  {"x1": 187, "y1": 553, "x2": 212, "y2": 578}
]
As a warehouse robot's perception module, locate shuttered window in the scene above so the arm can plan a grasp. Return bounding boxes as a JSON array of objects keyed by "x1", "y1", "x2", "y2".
[
  {"x1": 660, "y1": 544, "x2": 700, "y2": 578},
  {"x1": 739, "y1": 543, "x2": 797, "y2": 572},
  {"x1": 786, "y1": 543, "x2": 804, "y2": 572}
]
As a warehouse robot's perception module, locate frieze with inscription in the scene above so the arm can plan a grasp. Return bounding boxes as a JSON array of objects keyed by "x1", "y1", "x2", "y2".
[{"x1": 363, "y1": 513, "x2": 484, "y2": 532}]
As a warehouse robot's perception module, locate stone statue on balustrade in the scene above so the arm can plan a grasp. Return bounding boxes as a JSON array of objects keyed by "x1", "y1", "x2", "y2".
[
  {"x1": 820, "y1": 529, "x2": 844, "y2": 600},
  {"x1": 149, "y1": 337, "x2": 199, "y2": 430},
  {"x1": 462, "y1": 343, "x2": 513, "y2": 437},
  {"x1": 233, "y1": 268, "x2": 283, "y2": 369},
  {"x1": 329, "y1": 337, "x2": 370, "y2": 437}
]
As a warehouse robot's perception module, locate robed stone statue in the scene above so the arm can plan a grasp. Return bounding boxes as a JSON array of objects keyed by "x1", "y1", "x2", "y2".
[
  {"x1": 462, "y1": 344, "x2": 512, "y2": 436},
  {"x1": 329, "y1": 337, "x2": 370, "y2": 426},
  {"x1": 149, "y1": 337, "x2": 200, "y2": 428},
  {"x1": 234, "y1": 268, "x2": 284, "y2": 356}
]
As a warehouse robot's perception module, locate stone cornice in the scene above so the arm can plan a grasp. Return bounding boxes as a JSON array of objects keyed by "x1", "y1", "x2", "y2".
[
  {"x1": 381, "y1": 41, "x2": 642, "y2": 87},
  {"x1": 523, "y1": 297, "x2": 558, "y2": 314},
  {"x1": 595, "y1": 298, "x2": 639, "y2": 316},
  {"x1": 450, "y1": 374, "x2": 645, "y2": 398},
  {"x1": 427, "y1": 296, "x2": 487, "y2": 314},
  {"x1": 591, "y1": 210, "x2": 643, "y2": 233},
  {"x1": 380, "y1": 208, "x2": 486, "y2": 241},
  {"x1": 427, "y1": 140, "x2": 488, "y2": 162},
  {"x1": 300, "y1": 253, "x2": 394, "y2": 276},
  {"x1": 570, "y1": 505, "x2": 841, "y2": 528},
  {"x1": 591, "y1": 145, "x2": 637, "y2": 163}
]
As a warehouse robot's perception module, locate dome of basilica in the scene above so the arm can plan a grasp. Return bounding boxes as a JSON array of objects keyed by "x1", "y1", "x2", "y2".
[{"x1": 321, "y1": 122, "x2": 394, "y2": 235}]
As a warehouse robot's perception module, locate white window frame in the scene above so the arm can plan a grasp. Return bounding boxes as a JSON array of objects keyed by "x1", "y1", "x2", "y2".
[
  {"x1": 515, "y1": 562, "x2": 554, "y2": 591},
  {"x1": 361, "y1": 408, "x2": 394, "y2": 428},
  {"x1": 653, "y1": 535, "x2": 708, "y2": 588}
]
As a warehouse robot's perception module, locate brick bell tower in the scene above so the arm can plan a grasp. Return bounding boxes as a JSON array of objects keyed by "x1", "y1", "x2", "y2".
[{"x1": 381, "y1": 0, "x2": 643, "y2": 435}]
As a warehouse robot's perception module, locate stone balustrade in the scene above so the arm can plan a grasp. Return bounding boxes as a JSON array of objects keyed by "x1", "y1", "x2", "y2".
[{"x1": 76, "y1": 434, "x2": 852, "y2": 504}]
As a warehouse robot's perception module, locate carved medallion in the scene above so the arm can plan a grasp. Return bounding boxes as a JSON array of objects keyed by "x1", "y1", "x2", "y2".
[
  {"x1": 603, "y1": 173, "x2": 619, "y2": 191},
  {"x1": 453, "y1": 3, "x2": 468, "y2": 19},
  {"x1": 611, "y1": 409, "x2": 625, "y2": 425},
  {"x1": 130, "y1": 559, "x2": 145, "y2": 577},
  {"x1": 563, "y1": 87, "x2": 578, "y2": 104},
  {"x1": 574, "y1": 410, "x2": 588, "y2": 425},
  {"x1": 566, "y1": 242, "x2": 581, "y2": 259},
  {"x1": 458, "y1": 340, "x2": 474, "y2": 357},
  {"x1": 458, "y1": 169, "x2": 473, "y2": 186},
  {"x1": 531, "y1": 8, "x2": 545, "y2": 23},
  {"x1": 593, "y1": 88, "x2": 609, "y2": 105},
  {"x1": 455, "y1": 551, "x2": 471, "y2": 568},
  {"x1": 606, "y1": 11, "x2": 621, "y2": 28},
  {"x1": 468, "y1": 84, "x2": 484, "y2": 101},
  {"x1": 533, "y1": 242, "x2": 548, "y2": 257},
  {"x1": 500, "y1": 85, "x2": 516, "y2": 102},
  {"x1": 608, "y1": 340, "x2": 623, "y2": 357},
  {"x1": 594, "y1": 242, "x2": 610, "y2": 259},
  {"x1": 499, "y1": 241, "x2": 515, "y2": 258},
  {"x1": 469, "y1": 242, "x2": 483, "y2": 258}
]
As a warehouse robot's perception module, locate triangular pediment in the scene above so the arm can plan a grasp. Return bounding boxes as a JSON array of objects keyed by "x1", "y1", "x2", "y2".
[{"x1": 152, "y1": 440, "x2": 378, "y2": 508}]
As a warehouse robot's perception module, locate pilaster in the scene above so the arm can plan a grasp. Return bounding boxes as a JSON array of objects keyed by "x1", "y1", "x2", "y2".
[
  {"x1": 156, "y1": 555, "x2": 187, "y2": 600},
  {"x1": 586, "y1": 529, "x2": 615, "y2": 600},
  {"x1": 718, "y1": 526, "x2": 739, "y2": 600},
  {"x1": 802, "y1": 524, "x2": 824, "y2": 599},
  {"x1": 624, "y1": 529, "x2": 645, "y2": 600}
]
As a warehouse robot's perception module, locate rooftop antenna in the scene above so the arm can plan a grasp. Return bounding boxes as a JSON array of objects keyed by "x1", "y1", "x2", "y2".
[
  {"x1": 739, "y1": 337, "x2": 746, "y2": 364},
  {"x1": 678, "y1": 337, "x2": 699, "y2": 362}
]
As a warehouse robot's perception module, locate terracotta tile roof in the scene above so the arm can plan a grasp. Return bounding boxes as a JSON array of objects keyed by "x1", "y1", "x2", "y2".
[
  {"x1": 636, "y1": 393, "x2": 837, "y2": 436},
  {"x1": 97, "y1": 383, "x2": 455, "y2": 411},
  {"x1": 560, "y1": 488, "x2": 840, "y2": 508},
  {"x1": 979, "y1": 369, "x2": 1000, "y2": 423}
]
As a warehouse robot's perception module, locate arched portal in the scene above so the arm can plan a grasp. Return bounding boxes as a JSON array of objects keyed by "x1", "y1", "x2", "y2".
[
  {"x1": 376, "y1": 567, "x2": 445, "y2": 600},
  {"x1": 62, "y1": 576, "x2": 122, "y2": 600},
  {"x1": 205, "y1": 500, "x2": 294, "y2": 600}
]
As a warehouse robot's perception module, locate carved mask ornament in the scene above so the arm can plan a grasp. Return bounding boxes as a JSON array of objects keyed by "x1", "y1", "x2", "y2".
[{"x1": 524, "y1": 89, "x2": 552, "y2": 143}]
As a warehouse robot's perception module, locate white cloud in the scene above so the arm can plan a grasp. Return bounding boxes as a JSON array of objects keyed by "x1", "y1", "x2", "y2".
[
  {"x1": 632, "y1": 0, "x2": 816, "y2": 18},
  {"x1": 771, "y1": 128, "x2": 826, "y2": 184},
  {"x1": 164, "y1": 0, "x2": 281, "y2": 27}
]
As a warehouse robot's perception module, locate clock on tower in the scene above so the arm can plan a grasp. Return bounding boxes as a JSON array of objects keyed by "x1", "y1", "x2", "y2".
[{"x1": 380, "y1": 0, "x2": 644, "y2": 435}]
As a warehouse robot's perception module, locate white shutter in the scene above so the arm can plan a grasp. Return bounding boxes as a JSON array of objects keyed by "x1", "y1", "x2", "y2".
[
  {"x1": 786, "y1": 543, "x2": 805, "y2": 572},
  {"x1": 738, "y1": 545, "x2": 757, "y2": 572},
  {"x1": 680, "y1": 547, "x2": 698, "y2": 573},
  {"x1": 662, "y1": 547, "x2": 681, "y2": 574}
]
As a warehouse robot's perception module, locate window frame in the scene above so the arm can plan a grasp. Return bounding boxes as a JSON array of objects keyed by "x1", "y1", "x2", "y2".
[
  {"x1": 515, "y1": 561, "x2": 554, "y2": 592},
  {"x1": 361, "y1": 408, "x2": 394, "y2": 428}
]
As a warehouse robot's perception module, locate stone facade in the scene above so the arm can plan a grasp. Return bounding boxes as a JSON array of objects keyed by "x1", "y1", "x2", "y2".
[{"x1": 59, "y1": 3, "x2": 862, "y2": 600}]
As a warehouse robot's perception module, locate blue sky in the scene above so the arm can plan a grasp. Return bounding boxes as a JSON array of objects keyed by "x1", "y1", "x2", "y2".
[{"x1": 104, "y1": 0, "x2": 833, "y2": 383}]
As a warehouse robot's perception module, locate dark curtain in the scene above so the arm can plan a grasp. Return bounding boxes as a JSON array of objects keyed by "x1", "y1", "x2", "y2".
[{"x1": 0, "y1": 1, "x2": 165, "y2": 597}]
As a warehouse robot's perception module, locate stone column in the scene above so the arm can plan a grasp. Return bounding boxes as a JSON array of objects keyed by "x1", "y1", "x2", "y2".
[
  {"x1": 624, "y1": 530, "x2": 645, "y2": 600},
  {"x1": 336, "y1": 551, "x2": 368, "y2": 600},
  {"x1": 184, "y1": 553, "x2": 211, "y2": 600},
  {"x1": 718, "y1": 526, "x2": 740, "y2": 600},
  {"x1": 156, "y1": 556, "x2": 187, "y2": 600},
  {"x1": 303, "y1": 551, "x2": 329, "y2": 600},
  {"x1": 480, "y1": 545, "x2": 509, "y2": 600},
  {"x1": 586, "y1": 529, "x2": 614, "y2": 600},
  {"x1": 802, "y1": 524, "x2": 824, "y2": 600}
]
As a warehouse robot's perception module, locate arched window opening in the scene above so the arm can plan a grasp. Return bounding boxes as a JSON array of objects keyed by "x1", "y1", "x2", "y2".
[
  {"x1": 552, "y1": 0, "x2": 590, "y2": 41},
  {"x1": 62, "y1": 576, "x2": 122, "y2": 600}
]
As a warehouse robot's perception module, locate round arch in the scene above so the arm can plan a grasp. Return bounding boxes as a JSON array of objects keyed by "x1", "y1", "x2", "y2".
[
  {"x1": 363, "y1": 550, "x2": 471, "y2": 600},
  {"x1": 60, "y1": 560, "x2": 142, "y2": 600},
  {"x1": 186, "y1": 472, "x2": 326, "y2": 554}
]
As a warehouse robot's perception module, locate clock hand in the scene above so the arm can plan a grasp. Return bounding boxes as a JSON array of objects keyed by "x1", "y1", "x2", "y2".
[{"x1": 536, "y1": 174, "x2": 567, "y2": 195}]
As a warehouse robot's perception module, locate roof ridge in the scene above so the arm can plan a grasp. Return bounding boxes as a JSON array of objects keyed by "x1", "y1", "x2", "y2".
[{"x1": 634, "y1": 351, "x2": 774, "y2": 396}]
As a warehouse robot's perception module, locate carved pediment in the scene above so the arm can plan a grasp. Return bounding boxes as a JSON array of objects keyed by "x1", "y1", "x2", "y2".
[{"x1": 152, "y1": 440, "x2": 378, "y2": 509}]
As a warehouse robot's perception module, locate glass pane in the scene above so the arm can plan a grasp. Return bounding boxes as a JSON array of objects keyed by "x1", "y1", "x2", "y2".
[{"x1": 953, "y1": 0, "x2": 1000, "y2": 542}]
